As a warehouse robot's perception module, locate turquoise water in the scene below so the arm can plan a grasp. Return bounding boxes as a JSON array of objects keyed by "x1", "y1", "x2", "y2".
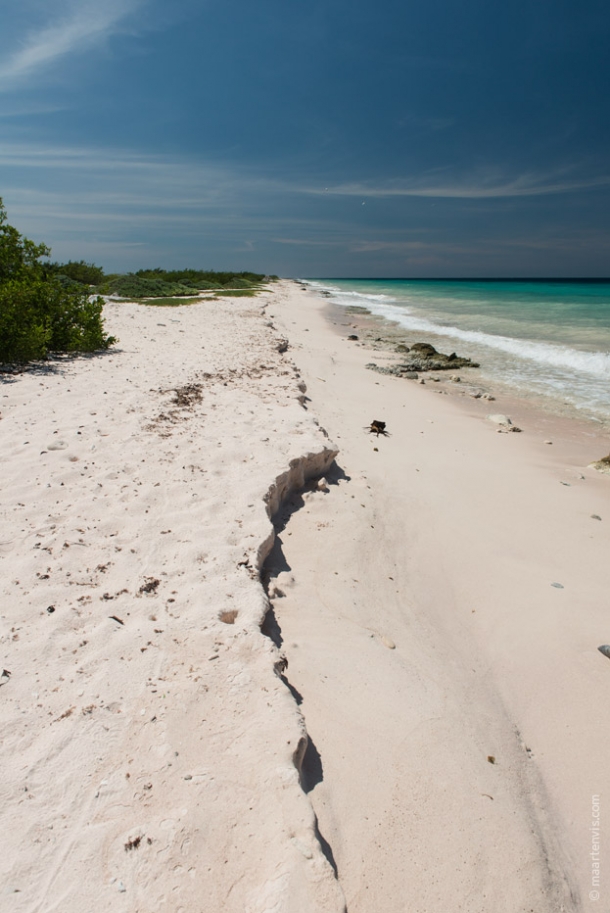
[{"x1": 306, "y1": 279, "x2": 610, "y2": 424}]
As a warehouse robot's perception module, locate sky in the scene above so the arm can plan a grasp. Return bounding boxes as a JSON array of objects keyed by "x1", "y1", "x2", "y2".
[{"x1": 1, "y1": 0, "x2": 609, "y2": 277}]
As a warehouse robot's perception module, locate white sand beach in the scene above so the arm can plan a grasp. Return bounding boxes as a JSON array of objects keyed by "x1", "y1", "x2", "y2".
[{"x1": 1, "y1": 281, "x2": 609, "y2": 912}]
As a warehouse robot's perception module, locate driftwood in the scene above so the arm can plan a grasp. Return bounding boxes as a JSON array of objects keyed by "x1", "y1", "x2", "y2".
[{"x1": 368, "y1": 420, "x2": 388, "y2": 437}]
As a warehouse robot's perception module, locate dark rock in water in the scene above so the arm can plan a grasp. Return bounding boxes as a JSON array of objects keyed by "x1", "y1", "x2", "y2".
[{"x1": 366, "y1": 341, "x2": 479, "y2": 377}]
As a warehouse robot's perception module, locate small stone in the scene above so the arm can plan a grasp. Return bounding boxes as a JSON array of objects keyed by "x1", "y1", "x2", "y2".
[
  {"x1": 598, "y1": 645, "x2": 610, "y2": 659},
  {"x1": 544, "y1": 440, "x2": 553, "y2": 445},
  {"x1": 117, "y1": 882, "x2": 126, "y2": 893},
  {"x1": 381, "y1": 636, "x2": 396, "y2": 650},
  {"x1": 551, "y1": 582, "x2": 564, "y2": 589},
  {"x1": 591, "y1": 514, "x2": 602, "y2": 521},
  {"x1": 488, "y1": 414, "x2": 512, "y2": 426},
  {"x1": 184, "y1": 774, "x2": 192, "y2": 781}
]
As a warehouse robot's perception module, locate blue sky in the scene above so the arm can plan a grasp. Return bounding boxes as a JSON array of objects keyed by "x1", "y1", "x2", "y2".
[{"x1": 1, "y1": 0, "x2": 609, "y2": 276}]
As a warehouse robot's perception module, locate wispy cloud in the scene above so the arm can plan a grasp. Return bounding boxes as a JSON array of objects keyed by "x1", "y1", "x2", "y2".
[
  {"x1": 304, "y1": 169, "x2": 610, "y2": 199},
  {"x1": 0, "y1": 0, "x2": 144, "y2": 85}
]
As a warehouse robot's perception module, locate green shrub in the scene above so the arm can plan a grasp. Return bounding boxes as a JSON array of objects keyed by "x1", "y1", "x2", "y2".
[
  {"x1": 0, "y1": 279, "x2": 115, "y2": 363},
  {"x1": 134, "y1": 268, "x2": 266, "y2": 288},
  {"x1": 105, "y1": 275, "x2": 200, "y2": 298},
  {"x1": 139, "y1": 297, "x2": 201, "y2": 307},
  {"x1": 48, "y1": 260, "x2": 105, "y2": 286},
  {"x1": 0, "y1": 198, "x2": 115, "y2": 364}
]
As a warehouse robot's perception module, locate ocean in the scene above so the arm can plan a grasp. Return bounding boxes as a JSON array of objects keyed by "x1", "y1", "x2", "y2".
[{"x1": 305, "y1": 279, "x2": 610, "y2": 427}]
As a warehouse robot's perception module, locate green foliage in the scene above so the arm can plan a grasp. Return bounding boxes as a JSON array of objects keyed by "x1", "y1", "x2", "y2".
[
  {"x1": 0, "y1": 280, "x2": 115, "y2": 362},
  {"x1": 133, "y1": 267, "x2": 266, "y2": 289},
  {"x1": 49, "y1": 260, "x2": 105, "y2": 286},
  {"x1": 0, "y1": 205, "x2": 50, "y2": 282},
  {"x1": 103, "y1": 275, "x2": 200, "y2": 298},
  {"x1": 215, "y1": 288, "x2": 259, "y2": 297},
  {"x1": 138, "y1": 297, "x2": 201, "y2": 307},
  {"x1": 0, "y1": 198, "x2": 115, "y2": 364}
]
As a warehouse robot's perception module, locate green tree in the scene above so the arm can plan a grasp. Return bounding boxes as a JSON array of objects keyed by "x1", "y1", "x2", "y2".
[
  {"x1": 0, "y1": 202, "x2": 50, "y2": 282},
  {"x1": 49, "y1": 260, "x2": 105, "y2": 286},
  {"x1": 0, "y1": 198, "x2": 115, "y2": 364}
]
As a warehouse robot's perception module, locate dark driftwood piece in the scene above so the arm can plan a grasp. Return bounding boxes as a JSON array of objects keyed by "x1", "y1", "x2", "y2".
[{"x1": 368, "y1": 420, "x2": 388, "y2": 437}]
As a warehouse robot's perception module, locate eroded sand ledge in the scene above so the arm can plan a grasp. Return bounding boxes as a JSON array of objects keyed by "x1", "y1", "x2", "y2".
[
  {"x1": 0, "y1": 292, "x2": 344, "y2": 913},
  {"x1": 268, "y1": 281, "x2": 610, "y2": 913}
]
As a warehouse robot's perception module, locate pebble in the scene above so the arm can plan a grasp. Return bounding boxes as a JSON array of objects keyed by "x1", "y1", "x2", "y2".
[
  {"x1": 117, "y1": 882, "x2": 126, "y2": 893},
  {"x1": 551, "y1": 582, "x2": 564, "y2": 589},
  {"x1": 591, "y1": 514, "x2": 602, "y2": 521},
  {"x1": 381, "y1": 636, "x2": 396, "y2": 650},
  {"x1": 544, "y1": 440, "x2": 553, "y2": 445},
  {"x1": 598, "y1": 645, "x2": 610, "y2": 659}
]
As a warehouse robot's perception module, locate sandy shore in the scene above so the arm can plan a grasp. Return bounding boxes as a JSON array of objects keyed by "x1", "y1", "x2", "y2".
[
  {"x1": 2, "y1": 281, "x2": 609, "y2": 912},
  {"x1": 0, "y1": 292, "x2": 343, "y2": 913}
]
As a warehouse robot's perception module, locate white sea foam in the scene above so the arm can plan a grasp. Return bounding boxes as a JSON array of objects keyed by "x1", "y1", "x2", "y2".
[
  {"x1": 307, "y1": 282, "x2": 610, "y2": 380},
  {"x1": 303, "y1": 280, "x2": 610, "y2": 422},
  {"x1": 370, "y1": 304, "x2": 610, "y2": 379}
]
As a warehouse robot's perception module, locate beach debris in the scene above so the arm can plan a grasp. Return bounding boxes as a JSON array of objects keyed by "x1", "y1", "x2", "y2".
[
  {"x1": 551, "y1": 582, "x2": 564, "y2": 589},
  {"x1": 544, "y1": 440, "x2": 553, "y2": 445},
  {"x1": 139, "y1": 577, "x2": 159, "y2": 595},
  {"x1": 46, "y1": 605, "x2": 55, "y2": 614},
  {"x1": 559, "y1": 481, "x2": 571, "y2": 486},
  {"x1": 488, "y1": 414, "x2": 522, "y2": 432},
  {"x1": 589, "y1": 454, "x2": 610, "y2": 475},
  {"x1": 124, "y1": 836, "x2": 142, "y2": 851},
  {"x1": 0, "y1": 669, "x2": 11, "y2": 686},
  {"x1": 218, "y1": 609, "x2": 238, "y2": 625},
  {"x1": 274, "y1": 654, "x2": 288, "y2": 676},
  {"x1": 487, "y1": 755, "x2": 496, "y2": 764},
  {"x1": 170, "y1": 383, "x2": 203, "y2": 408},
  {"x1": 591, "y1": 514, "x2": 602, "y2": 521},
  {"x1": 109, "y1": 615, "x2": 125, "y2": 625},
  {"x1": 276, "y1": 337, "x2": 289, "y2": 353},
  {"x1": 598, "y1": 645, "x2": 610, "y2": 660},
  {"x1": 368, "y1": 420, "x2": 388, "y2": 437},
  {"x1": 381, "y1": 636, "x2": 396, "y2": 650},
  {"x1": 347, "y1": 334, "x2": 359, "y2": 340}
]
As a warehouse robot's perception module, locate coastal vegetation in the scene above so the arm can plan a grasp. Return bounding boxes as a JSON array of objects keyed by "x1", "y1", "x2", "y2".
[
  {"x1": 0, "y1": 200, "x2": 115, "y2": 365},
  {"x1": 0, "y1": 199, "x2": 277, "y2": 365}
]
